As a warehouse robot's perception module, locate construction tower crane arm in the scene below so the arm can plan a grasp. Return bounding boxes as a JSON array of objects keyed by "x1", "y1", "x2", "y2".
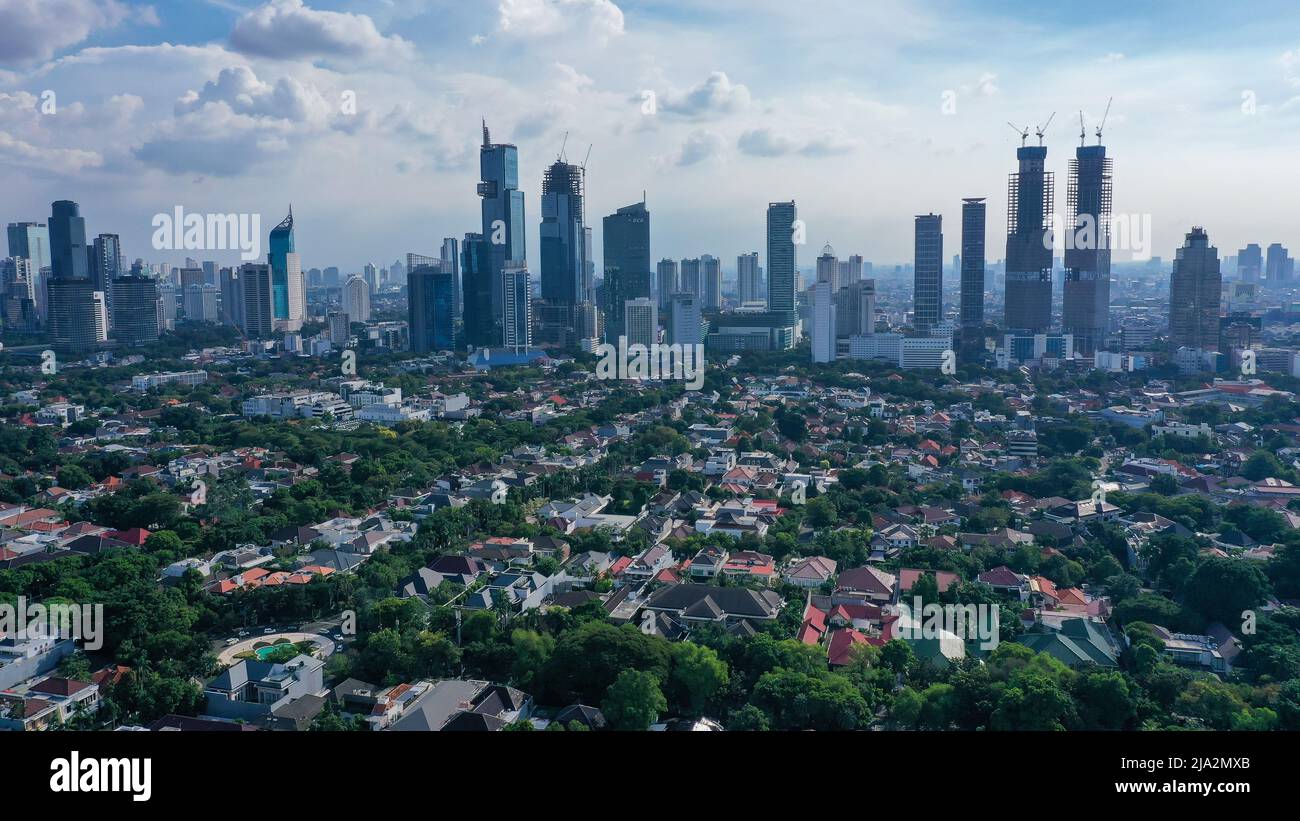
[{"x1": 1095, "y1": 97, "x2": 1113, "y2": 144}]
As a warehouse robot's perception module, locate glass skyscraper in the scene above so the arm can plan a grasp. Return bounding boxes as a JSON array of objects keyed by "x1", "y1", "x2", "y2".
[
  {"x1": 540, "y1": 160, "x2": 587, "y2": 307},
  {"x1": 478, "y1": 121, "x2": 526, "y2": 344},
  {"x1": 766, "y1": 201, "x2": 797, "y2": 316},
  {"x1": 913, "y1": 213, "x2": 943, "y2": 333},
  {"x1": 959, "y1": 198, "x2": 986, "y2": 362},
  {"x1": 268, "y1": 207, "x2": 295, "y2": 320}
]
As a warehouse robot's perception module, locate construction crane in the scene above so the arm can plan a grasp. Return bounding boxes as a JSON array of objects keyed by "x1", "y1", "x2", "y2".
[
  {"x1": 1094, "y1": 97, "x2": 1113, "y2": 145},
  {"x1": 1007, "y1": 121, "x2": 1030, "y2": 146},
  {"x1": 1078, "y1": 110, "x2": 1087, "y2": 146},
  {"x1": 1035, "y1": 111, "x2": 1055, "y2": 145}
]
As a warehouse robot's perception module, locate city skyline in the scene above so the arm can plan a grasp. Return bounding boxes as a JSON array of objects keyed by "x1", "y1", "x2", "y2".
[{"x1": 3, "y1": 1, "x2": 1300, "y2": 271}]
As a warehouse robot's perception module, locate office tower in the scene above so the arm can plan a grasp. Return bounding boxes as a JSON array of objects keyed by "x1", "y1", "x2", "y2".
[
  {"x1": 268, "y1": 208, "x2": 304, "y2": 330},
  {"x1": 408, "y1": 255, "x2": 455, "y2": 353},
  {"x1": 1062, "y1": 142, "x2": 1113, "y2": 356},
  {"x1": 574, "y1": 300, "x2": 600, "y2": 345},
  {"x1": 1169, "y1": 227, "x2": 1222, "y2": 351},
  {"x1": 679, "y1": 258, "x2": 702, "y2": 298},
  {"x1": 766, "y1": 201, "x2": 798, "y2": 314},
  {"x1": 539, "y1": 158, "x2": 589, "y2": 343},
  {"x1": 836, "y1": 279, "x2": 876, "y2": 337},
  {"x1": 669, "y1": 292, "x2": 702, "y2": 346},
  {"x1": 656, "y1": 258, "x2": 678, "y2": 310},
  {"x1": 440, "y1": 237, "x2": 460, "y2": 317},
  {"x1": 1004, "y1": 144, "x2": 1054, "y2": 332},
  {"x1": 461, "y1": 232, "x2": 495, "y2": 348},
  {"x1": 816, "y1": 244, "x2": 839, "y2": 291},
  {"x1": 363, "y1": 262, "x2": 379, "y2": 294},
  {"x1": 111, "y1": 276, "x2": 160, "y2": 344},
  {"x1": 179, "y1": 267, "x2": 204, "y2": 290},
  {"x1": 219, "y1": 267, "x2": 244, "y2": 328},
  {"x1": 913, "y1": 214, "x2": 943, "y2": 333},
  {"x1": 344, "y1": 275, "x2": 371, "y2": 322},
  {"x1": 477, "y1": 123, "x2": 526, "y2": 338},
  {"x1": 1237, "y1": 244, "x2": 1262, "y2": 283},
  {"x1": 1265, "y1": 243, "x2": 1293, "y2": 284},
  {"x1": 47, "y1": 279, "x2": 106, "y2": 350},
  {"x1": 959, "y1": 198, "x2": 987, "y2": 362},
  {"x1": 239, "y1": 262, "x2": 275, "y2": 339},
  {"x1": 202, "y1": 260, "x2": 217, "y2": 285},
  {"x1": 323, "y1": 266, "x2": 341, "y2": 288},
  {"x1": 49, "y1": 201, "x2": 88, "y2": 280},
  {"x1": 811, "y1": 280, "x2": 836, "y2": 363},
  {"x1": 89, "y1": 233, "x2": 122, "y2": 293},
  {"x1": 624, "y1": 298, "x2": 657, "y2": 348},
  {"x1": 737, "y1": 252, "x2": 762, "y2": 305},
  {"x1": 503, "y1": 266, "x2": 532, "y2": 352},
  {"x1": 604, "y1": 266, "x2": 651, "y2": 341},
  {"x1": 702, "y1": 254, "x2": 722, "y2": 310},
  {"x1": 843, "y1": 254, "x2": 864, "y2": 286},
  {"x1": 7, "y1": 221, "x2": 50, "y2": 320},
  {"x1": 327, "y1": 311, "x2": 350, "y2": 345},
  {"x1": 184, "y1": 284, "x2": 218, "y2": 322},
  {"x1": 1, "y1": 258, "x2": 37, "y2": 332},
  {"x1": 604, "y1": 200, "x2": 650, "y2": 297},
  {"x1": 157, "y1": 282, "x2": 178, "y2": 329}
]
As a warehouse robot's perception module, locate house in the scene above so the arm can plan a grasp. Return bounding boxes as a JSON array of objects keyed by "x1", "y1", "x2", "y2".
[
  {"x1": 898, "y1": 568, "x2": 960, "y2": 597},
  {"x1": 642, "y1": 584, "x2": 783, "y2": 628},
  {"x1": 875, "y1": 523, "x2": 920, "y2": 551},
  {"x1": 622, "y1": 545, "x2": 674, "y2": 583},
  {"x1": 783, "y1": 556, "x2": 837, "y2": 588},
  {"x1": 977, "y1": 565, "x2": 1029, "y2": 599},
  {"x1": 203, "y1": 655, "x2": 327, "y2": 724},
  {"x1": 0, "y1": 676, "x2": 99, "y2": 731},
  {"x1": 834, "y1": 566, "x2": 897, "y2": 605},
  {"x1": 688, "y1": 546, "x2": 727, "y2": 579},
  {"x1": 721, "y1": 550, "x2": 776, "y2": 581},
  {"x1": 1015, "y1": 619, "x2": 1120, "y2": 668},
  {"x1": 1150, "y1": 625, "x2": 1235, "y2": 675},
  {"x1": 389, "y1": 679, "x2": 531, "y2": 731}
]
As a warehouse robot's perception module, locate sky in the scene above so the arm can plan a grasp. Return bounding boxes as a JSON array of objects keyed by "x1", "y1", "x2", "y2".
[{"x1": 2, "y1": 0, "x2": 1300, "y2": 274}]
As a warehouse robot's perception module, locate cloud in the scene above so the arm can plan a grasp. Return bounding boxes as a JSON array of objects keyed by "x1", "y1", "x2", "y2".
[
  {"x1": 229, "y1": 0, "x2": 414, "y2": 61},
  {"x1": 0, "y1": 0, "x2": 149, "y2": 67},
  {"x1": 497, "y1": 0, "x2": 624, "y2": 46},
  {"x1": 738, "y1": 126, "x2": 857, "y2": 158},
  {"x1": 134, "y1": 100, "x2": 293, "y2": 176},
  {"x1": 0, "y1": 130, "x2": 102, "y2": 173},
  {"x1": 177, "y1": 65, "x2": 332, "y2": 127},
  {"x1": 660, "y1": 71, "x2": 751, "y2": 118},
  {"x1": 737, "y1": 127, "x2": 795, "y2": 156},
  {"x1": 675, "y1": 129, "x2": 725, "y2": 166}
]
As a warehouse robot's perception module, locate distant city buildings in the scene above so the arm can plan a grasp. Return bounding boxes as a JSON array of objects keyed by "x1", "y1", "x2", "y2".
[{"x1": 1169, "y1": 227, "x2": 1222, "y2": 355}]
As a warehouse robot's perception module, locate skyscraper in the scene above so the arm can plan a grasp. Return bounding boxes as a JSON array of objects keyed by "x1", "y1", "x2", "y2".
[
  {"x1": 1169, "y1": 227, "x2": 1222, "y2": 351},
  {"x1": 604, "y1": 200, "x2": 650, "y2": 294},
  {"x1": 478, "y1": 121, "x2": 526, "y2": 345},
  {"x1": 46, "y1": 201, "x2": 105, "y2": 350},
  {"x1": 503, "y1": 266, "x2": 532, "y2": 352},
  {"x1": 604, "y1": 266, "x2": 650, "y2": 341},
  {"x1": 267, "y1": 208, "x2": 304, "y2": 331},
  {"x1": 239, "y1": 262, "x2": 275, "y2": 339},
  {"x1": 624, "y1": 297, "x2": 657, "y2": 349},
  {"x1": 1004, "y1": 144, "x2": 1054, "y2": 332},
  {"x1": 811, "y1": 280, "x2": 836, "y2": 363},
  {"x1": 540, "y1": 160, "x2": 586, "y2": 307},
  {"x1": 344, "y1": 275, "x2": 371, "y2": 322},
  {"x1": 669, "y1": 292, "x2": 702, "y2": 346},
  {"x1": 737, "y1": 252, "x2": 762, "y2": 305},
  {"x1": 220, "y1": 266, "x2": 244, "y2": 329},
  {"x1": 408, "y1": 255, "x2": 455, "y2": 353},
  {"x1": 913, "y1": 214, "x2": 943, "y2": 333},
  {"x1": 1062, "y1": 142, "x2": 1113, "y2": 356},
  {"x1": 766, "y1": 201, "x2": 797, "y2": 315},
  {"x1": 959, "y1": 198, "x2": 987, "y2": 362},
  {"x1": 440, "y1": 237, "x2": 460, "y2": 317},
  {"x1": 656, "y1": 258, "x2": 678, "y2": 311},
  {"x1": 1265, "y1": 243, "x2": 1293, "y2": 284},
  {"x1": 461, "y1": 232, "x2": 495, "y2": 348},
  {"x1": 702, "y1": 254, "x2": 722, "y2": 310},
  {"x1": 816, "y1": 244, "x2": 839, "y2": 291},
  {"x1": 679, "y1": 258, "x2": 702, "y2": 298},
  {"x1": 6, "y1": 222, "x2": 50, "y2": 320},
  {"x1": 48, "y1": 201, "x2": 88, "y2": 281},
  {"x1": 1237, "y1": 244, "x2": 1263, "y2": 283},
  {"x1": 89, "y1": 234, "x2": 121, "y2": 293},
  {"x1": 836, "y1": 279, "x2": 876, "y2": 338}
]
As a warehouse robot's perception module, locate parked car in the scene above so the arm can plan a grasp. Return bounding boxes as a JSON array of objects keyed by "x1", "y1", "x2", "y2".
[{"x1": 225, "y1": 638, "x2": 238, "y2": 646}]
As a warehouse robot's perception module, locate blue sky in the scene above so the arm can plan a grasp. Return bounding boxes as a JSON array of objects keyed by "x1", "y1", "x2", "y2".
[{"x1": 2, "y1": 0, "x2": 1299, "y2": 273}]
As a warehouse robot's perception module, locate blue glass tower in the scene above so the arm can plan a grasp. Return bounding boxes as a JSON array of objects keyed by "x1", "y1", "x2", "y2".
[
  {"x1": 268, "y1": 207, "x2": 294, "y2": 320},
  {"x1": 477, "y1": 121, "x2": 526, "y2": 345}
]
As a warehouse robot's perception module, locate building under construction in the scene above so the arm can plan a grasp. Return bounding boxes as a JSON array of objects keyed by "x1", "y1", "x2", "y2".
[
  {"x1": 1062, "y1": 140, "x2": 1114, "y2": 357},
  {"x1": 1004, "y1": 142, "x2": 1054, "y2": 333}
]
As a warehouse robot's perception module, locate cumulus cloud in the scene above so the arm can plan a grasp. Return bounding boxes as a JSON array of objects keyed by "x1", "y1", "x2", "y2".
[
  {"x1": 0, "y1": 0, "x2": 153, "y2": 67},
  {"x1": 0, "y1": 130, "x2": 102, "y2": 173},
  {"x1": 738, "y1": 126, "x2": 856, "y2": 158},
  {"x1": 230, "y1": 0, "x2": 414, "y2": 62},
  {"x1": 737, "y1": 127, "x2": 796, "y2": 156},
  {"x1": 497, "y1": 0, "x2": 624, "y2": 46},
  {"x1": 177, "y1": 65, "x2": 333, "y2": 127},
  {"x1": 135, "y1": 101, "x2": 293, "y2": 176},
  {"x1": 659, "y1": 71, "x2": 751, "y2": 119},
  {"x1": 675, "y1": 129, "x2": 725, "y2": 166}
]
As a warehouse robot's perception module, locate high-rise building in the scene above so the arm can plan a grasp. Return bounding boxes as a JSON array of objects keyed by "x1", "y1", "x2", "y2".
[
  {"x1": 737, "y1": 252, "x2": 762, "y2": 305},
  {"x1": 239, "y1": 262, "x2": 275, "y2": 339},
  {"x1": 679, "y1": 258, "x2": 702, "y2": 298},
  {"x1": 89, "y1": 234, "x2": 121, "y2": 292},
  {"x1": 1004, "y1": 144, "x2": 1054, "y2": 332},
  {"x1": 1062, "y1": 143, "x2": 1113, "y2": 356},
  {"x1": 811, "y1": 280, "x2": 836, "y2": 363},
  {"x1": 408, "y1": 255, "x2": 455, "y2": 353},
  {"x1": 47, "y1": 278, "x2": 106, "y2": 351},
  {"x1": 440, "y1": 237, "x2": 460, "y2": 317},
  {"x1": 959, "y1": 198, "x2": 987, "y2": 362},
  {"x1": 1169, "y1": 227, "x2": 1222, "y2": 352},
  {"x1": 702, "y1": 254, "x2": 722, "y2": 310},
  {"x1": 669, "y1": 292, "x2": 702, "y2": 346},
  {"x1": 157, "y1": 282, "x2": 178, "y2": 330},
  {"x1": 49, "y1": 201, "x2": 88, "y2": 281},
  {"x1": 766, "y1": 201, "x2": 797, "y2": 315},
  {"x1": 1237, "y1": 244, "x2": 1263, "y2": 283},
  {"x1": 327, "y1": 311, "x2": 350, "y2": 345},
  {"x1": 6, "y1": 222, "x2": 50, "y2": 320},
  {"x1": 183, "y1": 284, "x2": 218, "y2": 322},
  {"x1": 913, "y1": 214, "x2": 943, "y2": 333},
  {"x1": 624, "y1": 298, "x2": 657, "y2": 349},
  {"x1": 604, "y1": 200, "x2": 650, "y2": 295},
  {"x1": 656, "y1": 258, "x2": 678, "y2": 311},
  {"x1": 344, "y1": 275, "x2": 371, "y2": 323},
  {"x1": 219, "y1": 266, "x2": 244, "y2": 328},
  {"x1": 1265, "y1": 243, "x2": 1294, "y2": 284},
  {"x1": 540, "y1": 160, "x2": 586, "y2": 306},
  {"x1": 503, "y1": 266, "x2": 532, "y2": 353},
  {"x1": 461, "y1": 232, "x2": 495, "y2": 348},
  {"x1": 1, "y1": 257, "x2": 37, "y2": 332},
  {"x1": 267, "y1": 208, "x2": 304, "y2": 331},
  {"x1": 479, "y1": 122, "x2": 526, "y2": 339},
  {"x1": 604, "y1": 265, "x2": 651, "y2": 341},
  {"x1": 816, "y1": 244, "x2": 839, "y2": 291},
  {"x1": 836, "y1": 279, "x2": 876, "y2": 338}
]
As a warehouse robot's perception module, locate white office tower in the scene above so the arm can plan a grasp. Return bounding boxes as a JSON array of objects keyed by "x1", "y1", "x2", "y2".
[
  {"x1": 364, "y1": 262, "x2": 379, "y2": 293},
  {"x1": 344, "y1": 275, "x2": 371, "y2": 322},
  {"x1": 669, "y1": 292, "x2": 702, "y2": 346},
  {"x1": 816, "y1": 243, "x2": 839, "y2": 291},
  {"x1": 812, "y1": 280, "x2": 836, "y2": 363},
  {"x1": 503, "y1": 266, "x2": 532, "y2": 352},
  {"x1": 276, "y1": 251, "x2": 305, "y2": 332},
  {"x1": 184, "y1": 284, "x2": 219, "y2": 322},
  {"x1": 624, "y1": 297, "x2": 657, "y2": 348}
]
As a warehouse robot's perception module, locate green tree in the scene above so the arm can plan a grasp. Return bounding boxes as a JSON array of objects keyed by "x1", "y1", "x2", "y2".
[{"x1": 601, "y1": 669, "x2": 667, "y2": 731}]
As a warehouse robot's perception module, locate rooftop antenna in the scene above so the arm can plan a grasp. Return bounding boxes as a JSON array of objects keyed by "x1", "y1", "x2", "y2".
[
  {"x1": 1035, "y1": 111, "x2": 1055, "y2": 146},
  {"x1": 1078, "y1": 111, "x2": 1086, "y2": 146},
  {"x1": 1007, "y1": 121, "x2": 1029, "y2": 147},
  {"x1": 1094, "y1": 97, "x2": 1113, "y2": 145}
]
